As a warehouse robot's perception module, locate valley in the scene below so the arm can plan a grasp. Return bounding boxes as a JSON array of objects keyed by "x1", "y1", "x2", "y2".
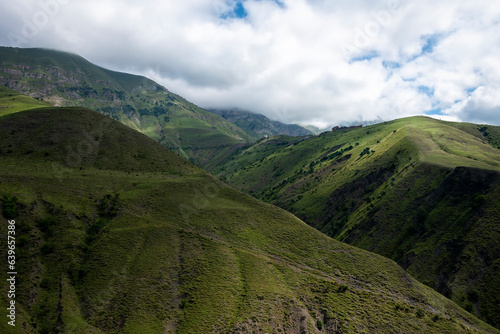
[{"x1": 0, "y1": 47, "x2": 499, "y2": 333}]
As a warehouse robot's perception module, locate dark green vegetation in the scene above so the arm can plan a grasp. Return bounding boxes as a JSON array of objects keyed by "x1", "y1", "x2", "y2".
[
  {"x1": 210, "y1": 116, "x2": 500, "y2": 329},
  {"x1": 208, "y1": 108, "x2": 313, "y2": 140},
  {"x1": 1, "y1": 108, "x2": 498, "y2": 333},
  {"x1": 0, "y1": 47, "x2": 250, "y2": 165}
]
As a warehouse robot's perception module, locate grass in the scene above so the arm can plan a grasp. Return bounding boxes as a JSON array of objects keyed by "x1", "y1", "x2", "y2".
[
  {"x1": 0, "y1": 85, "x2": 50, "y2": 116},
  {"x1": 210, "y1": 115, "x2": 500, "y2": 329},
  {"x1": 0, "y1": 108, "x2": 498, "y2": 333}
]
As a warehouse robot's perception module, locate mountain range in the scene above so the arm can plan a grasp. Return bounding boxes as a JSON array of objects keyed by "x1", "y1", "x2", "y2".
[
  {"x1": 1, "y1": 46, "x2": 499, "y2": 333},
  {"x1": 0, "y1": 47, "x2": 251, "y2": 166},
  {"x1": 0, "y1": 104, "x2": 498, "y2": 333}
]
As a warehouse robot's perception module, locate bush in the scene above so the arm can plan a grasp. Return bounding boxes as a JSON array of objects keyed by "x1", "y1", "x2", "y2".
[
  {"x1": 416, "y1": 308, "x2": 425, "y2": 318},
  {"x1": 468, "y1": 289, "x2": 480, "y2": 303},
  {"x1": 2, "y1": 195, "x2": 19, "y2": 219},
  {"x1": 41, "y1": 242, "x2": 55, "y2": 255},
  {"x1": 473, "y1": 195, "x2": 486, "y2": 209},
  {"x1": 337, "y1": 285, "x2": 348, "y2": 293},
  {"x1": 316, "y1": 319, "x2": 323, "y2": 330},
  {"x1": 465, "y1": 303, "x2": 473, "y2": 313},
  {"x1": 17, "y1": 235, "x2": 29, "y2": 247},
  {"x1": 38, "y1": 215, "x2": 57, "y2": 233}
]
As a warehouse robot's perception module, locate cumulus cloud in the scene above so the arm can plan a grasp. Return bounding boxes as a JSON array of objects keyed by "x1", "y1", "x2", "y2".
[{"x1": 0, "y1": 0, "x2": 499, "y2": 127}]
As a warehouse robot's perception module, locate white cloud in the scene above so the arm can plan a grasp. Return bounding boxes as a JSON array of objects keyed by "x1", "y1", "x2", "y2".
[{"x1": 1, "y1": 0, "x2": 500, "y2": 127}]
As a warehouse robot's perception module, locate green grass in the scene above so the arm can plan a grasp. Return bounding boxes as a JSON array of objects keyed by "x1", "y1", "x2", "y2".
[
  {"x1": 209, "y1": 115, "x2": 500, "y2": 329},
  {"x1": 0, "y1": 85, "x2": 50, "y2": 116},
  {"x1": 0, "y1": 108, "x2": 498, "y2": 333}
]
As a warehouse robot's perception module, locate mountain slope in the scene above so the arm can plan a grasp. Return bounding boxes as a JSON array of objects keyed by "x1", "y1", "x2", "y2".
[
  {"x1": 0, "y1": 47, "x2": 250, "y2": 165},
  {"x1": 207, "y1": 108, "x2": 313, "y2": 140},
  {"x1": 1, "y1": 108, "x2": 497, "y2": 333},
  {"x1": 0, "y1": 85, "x2": 50, "y2": 116},
  {"x1": 209, "y1": 116, "x2": 500, "y2": 328}
]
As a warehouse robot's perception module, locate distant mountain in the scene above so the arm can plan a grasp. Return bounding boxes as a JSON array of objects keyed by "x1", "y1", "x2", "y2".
[
  {"x1": 208, "y1": 108, "x2": 313, "y2": 140},
  {"x1": 301, "y1": 124, "x2": 324, "y2": 135},
  {"x1": 208, "y1": 116, "x2": 500, "y2": 329},
  {"x1": 0, "y1": 47, "x2": 250, "y2": 166},
  {"x1": 1, "y1": 107, "x2": 498, "y2": 333}
]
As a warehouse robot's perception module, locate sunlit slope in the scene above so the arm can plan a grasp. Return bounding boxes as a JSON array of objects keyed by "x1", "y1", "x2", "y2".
[
  {"x1": 0, "y1": 47, "x2": 250, "y2": 165},
  {"x1": 209, "y1": 116, "x2": 500, "y2": 328},
  {"x1": 0, "y1": 85, "x2": 51, "y2": 116},
  {"x1": 0, "y1": 109, "x2": 497, "y2": 333}
]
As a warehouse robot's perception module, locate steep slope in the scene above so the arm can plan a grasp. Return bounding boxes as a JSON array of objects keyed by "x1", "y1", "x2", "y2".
[
  {"x1": 1, "y1": 108, "x2": 498, "y2": 334},
  {"x1": 0, "y1": 47, "x2": 250, "y2": 165},
  {"x1": 210, "y1": 116, "x2": 500, "y2": 328},
  {"x1": 207, "y1": 108, "x2": 313, "y2": 140},
  {"x1": 0, "y1": 85, "x2": 50, "y2": 116}
]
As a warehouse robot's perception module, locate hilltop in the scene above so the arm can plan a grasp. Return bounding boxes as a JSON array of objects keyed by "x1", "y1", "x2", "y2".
[
  {"x1": 0, "y1": 47, "x2": 250, "y2": 165},
  {"x1": 1, "y1": 108, "x2": 498, "y2": 333},
  {"x1": 209, "y1": 116, "x2": 500, "y2": 328}
]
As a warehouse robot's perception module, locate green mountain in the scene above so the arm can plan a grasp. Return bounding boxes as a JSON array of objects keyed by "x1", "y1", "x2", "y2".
[
  {"x1": 207, "y1": 108, "x2": 313, "y2": 140},
  {"x1": 1, "y1": 107, "x2": 498, "y2": 333},
  {"x1": 209, "y1": 116, "x2": 500, "y2": 328},
  {"x1": 0, "y1": 47, "x2": 250, "y2": 166}
]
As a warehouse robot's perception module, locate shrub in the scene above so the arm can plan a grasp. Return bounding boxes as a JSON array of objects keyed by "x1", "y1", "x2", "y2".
[
  {"x1": 473, "y1": 195, "x2": 486, "y2": 209},
  {"x1": 41, "y1": 242, "x2": 55, "y2": 255},
  {"x1": 468, "y1": 289, "x2": 480, "y2": 303},
  {"x1": 316, "y1": 319, "x2": 323, "y2": 330},
  {"x1": 2, "y1": 195, "x2": 19, "y2": 218},
  {"x1": 38, "y1": 215, "x2": 57, "y2": 233},
  {"x1": 337, "y1": 285, "x2": 348, "y2": 293},
  {"x1": 17, "y1": 235, "x2": 29, "y2": 247},
  {"x1": 416, "y1": 308, "x2": 425, "y2": 318}
]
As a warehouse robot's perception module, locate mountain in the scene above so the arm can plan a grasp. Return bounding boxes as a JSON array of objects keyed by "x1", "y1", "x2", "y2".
[
  {"x1": 0, "y1": 47, "x2": 250, "y2": 166},
  {"x1": 301, "y1": 125, "x2": 324, "y2": 135},
  {"x1": 208, "y1": 116, "x2": 500, "y2": 329},
  {"x1": 207, "y1": 108, "x2": 313, "y2": 140},
  {"x1": 1, "y1": 107, "x2": 498, "y2": 333}
]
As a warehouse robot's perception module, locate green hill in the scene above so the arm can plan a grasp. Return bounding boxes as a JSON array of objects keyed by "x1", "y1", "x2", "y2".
[
  {"x1": 207, "y1": 108, "x2": 313, "y2": 140},
  {"x1": 0, "y1": 85, "x2": 50, "y2": 116},
  {"x1": 209, "y1": 116, "x2": 500, "y2": 328},
  {"x1": 0, "y1": 47, "x2": 250, "y2": 165},
  {"x1": 1, "y1": 108, "x2": 497, "y2": 333}
]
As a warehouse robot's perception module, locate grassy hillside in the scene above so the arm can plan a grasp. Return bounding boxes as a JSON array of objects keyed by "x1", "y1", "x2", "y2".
[
  {"x1": 209, "y1": 116, "x2": 500, "y2": 328},
  {"x1": 0, "y1": 85, "x2": 50, "y2": 116},
  {"x1": 207, "y1": 108, "x2": 313, "y2": 140},
  {"x1": 1, "y1": 108, "x2": 497, "y2": 333},
  {"x1": 0, "y1": 47, "x2": 250, "y2": 165}
]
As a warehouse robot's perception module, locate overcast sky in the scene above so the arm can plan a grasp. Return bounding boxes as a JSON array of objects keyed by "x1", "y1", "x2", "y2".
[{"x1": 1, "y1": 0, "x2": 500, "y2": 127}]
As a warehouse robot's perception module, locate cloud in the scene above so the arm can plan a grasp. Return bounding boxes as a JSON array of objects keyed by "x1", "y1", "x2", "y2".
[{"x1": 1, "y1": 0, "x2": 499, "y2": 127}]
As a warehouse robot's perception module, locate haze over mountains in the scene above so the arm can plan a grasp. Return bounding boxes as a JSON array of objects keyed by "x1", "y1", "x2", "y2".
[{"x1": 0, "y1": 46, "x2": 499, "y2": 333}]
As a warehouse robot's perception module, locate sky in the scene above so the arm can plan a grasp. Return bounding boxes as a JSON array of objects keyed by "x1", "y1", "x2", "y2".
[{"x1": 1, "y1": 0, "x2": 500, "y2": 128}]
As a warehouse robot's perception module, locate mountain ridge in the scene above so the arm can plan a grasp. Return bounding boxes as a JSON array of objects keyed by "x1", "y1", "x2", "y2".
[
  {"x1": 1, "y1": 107, "x2": 498, "y2": 333},
  {"x1": 207, "y1": 108, "x2": 313, "y2": 140},
  {"x1": 208, "y1": 115, "x2": 500, "y2": 328},
  {"x1": 0, "y1": 47, "x2": 251, "y2": 166}
]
